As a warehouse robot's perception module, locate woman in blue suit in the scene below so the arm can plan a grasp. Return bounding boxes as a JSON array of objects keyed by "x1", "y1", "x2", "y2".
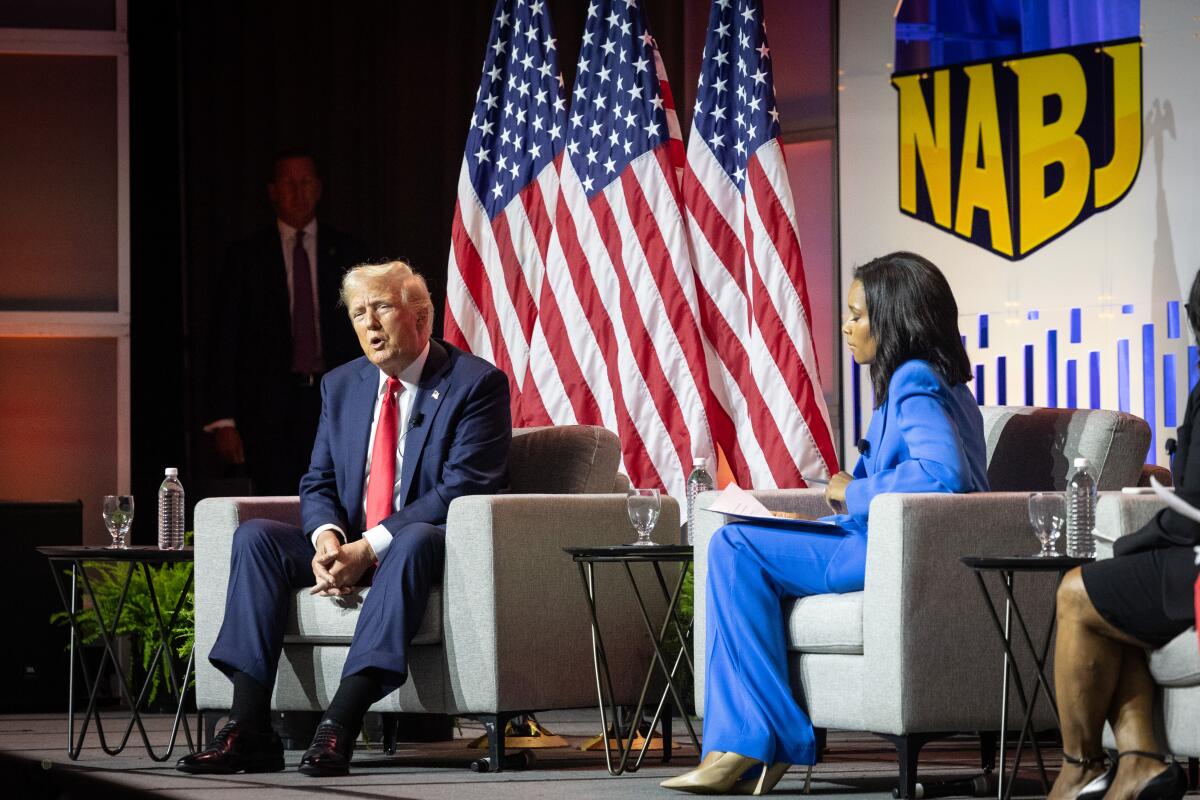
[{"x1": 663, "y1": 252, "x2": 990, "y2": 795}]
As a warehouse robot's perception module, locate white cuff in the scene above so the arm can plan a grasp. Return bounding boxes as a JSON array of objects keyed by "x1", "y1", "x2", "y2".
[
  {"x1": 203, "y1": 418, "x2": 237, "y2": 432},
  {"x1": 362, "y1": 524, "x2": 393, "y2": 560},
  {"x1": 311, "y1": 524, "x2": 345, "y2": 550}
]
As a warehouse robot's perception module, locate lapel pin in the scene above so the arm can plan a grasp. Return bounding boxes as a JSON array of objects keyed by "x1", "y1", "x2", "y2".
[{"x1": 432, "y1": 390, "x2": 440, "y2": 400}]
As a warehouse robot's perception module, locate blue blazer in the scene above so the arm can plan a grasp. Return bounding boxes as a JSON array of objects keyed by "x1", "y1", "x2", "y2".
[
  {"x1": 298, "y1": 338, "x2": 511, "y2": 538},
  {"x1": 837, "y1": 359, "x2": 989, "y2": 533}
]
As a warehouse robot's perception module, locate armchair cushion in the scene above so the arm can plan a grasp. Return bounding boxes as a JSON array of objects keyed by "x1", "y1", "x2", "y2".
[
  {"x1": 981, "y1": 406, "x2": 1151, "y2": 491},
  {"x1": 786, "y1": 592, "x2": 864, "y2": 655},
  {"x1": 284, "y1": 586, "x2": 442, "y2": 646},
  {"x1": 1149, "y1": 628, "x2": 1200, "y2": 688},
  {"x1": 508, "y1": 425, "x2": 622, "y2": 494}
]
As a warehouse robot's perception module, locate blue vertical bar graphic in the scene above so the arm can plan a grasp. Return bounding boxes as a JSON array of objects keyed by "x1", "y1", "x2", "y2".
[
  {"x1": 1047, "y1": 330, "x2": 1058, "y2": 407},
  {"x1": 1190, "y1": 346, "x2": 1199, "y2": 390},
  {"x1": 1117, "y1": 339, "x2": 1130, "y2": 412},
  {"x1": 1164, "y1": 354, "x2": 1178, "y2": 427},
  {"x1": 852, "y1": 359, "x2": 862, "y2": 448},
  {"x1": 1066, "y1": 359, "x2": 1077, "y2": 408},
  {"x1": 974, "y1": 364, "x2": 985, "y2": 404},
  {"x1": 996, "y1": 356, "x2": 1007, "y2": 406},
  {"x1": 1024, "y1": 344, "x2": 1035, "y2": 406},
  {"x1": 1167, "y1": 301, "x2": 1181, "y2": 339},
  {"x1": 1142, "y1": 324, "x2": 1156, "y2": 462},
  {"x1": 978, "y1": 314, "x2": 989, "y2": 348},
  {"x1": 1089, "y1": 351, "x2": 1101, "y2": 409},
  {"x1": 1070, "y1": 308, "x2": 1082, "y2": 343}
]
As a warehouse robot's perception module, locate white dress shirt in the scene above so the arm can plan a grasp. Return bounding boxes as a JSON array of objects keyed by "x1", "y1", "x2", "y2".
[{"x1": 311, "y1": 341, "x2": 431, "y2": 560}]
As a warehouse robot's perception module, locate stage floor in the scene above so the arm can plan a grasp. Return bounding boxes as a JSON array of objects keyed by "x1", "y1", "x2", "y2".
[{"x1": 0, "y1": 710, "x2": 1102, "y2": 799}]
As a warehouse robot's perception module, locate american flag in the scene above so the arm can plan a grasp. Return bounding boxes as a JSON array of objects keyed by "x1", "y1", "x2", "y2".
[
  {"x1": 682, "y1": 0, "x2": 838, "y2": 487},
  {"x1": 523, "y1": 0, "x2": 724, "y2": 499},
  {"x1": 445, "y1": 0, "x2": 566, "y2": 423}
]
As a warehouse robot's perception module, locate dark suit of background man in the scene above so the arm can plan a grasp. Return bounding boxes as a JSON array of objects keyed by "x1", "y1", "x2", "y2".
[
  {"x1": 205, "y1": 153, "x2": 368, "y2": 496},
  {"x1": 179, "y1": 261, "x2": 511, "y2": 777}
]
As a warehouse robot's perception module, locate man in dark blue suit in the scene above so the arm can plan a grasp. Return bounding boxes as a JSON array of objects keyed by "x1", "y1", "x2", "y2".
[{"x1": 179, "y1": 261, "x2": 511, "y2": 777}]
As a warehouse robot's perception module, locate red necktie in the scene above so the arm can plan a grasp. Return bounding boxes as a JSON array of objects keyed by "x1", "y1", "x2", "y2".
[{"x1": 365, "y1": 377, "x2": 402, "y2": 529}]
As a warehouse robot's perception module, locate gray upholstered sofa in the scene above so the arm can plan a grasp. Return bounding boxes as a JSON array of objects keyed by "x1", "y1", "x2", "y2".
[
  {"x1": 194, "y1": 425, "x2": 679, "y2": 770},
  {"x1": 693, "y1": 405, "x2": 1152, "y2": 797},
  {"x1": 1096, "y1": 493, "x2": 1200, "y2": 759}
]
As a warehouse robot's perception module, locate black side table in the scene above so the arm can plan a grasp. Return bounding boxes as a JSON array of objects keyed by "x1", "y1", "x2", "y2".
[
  {"x1": 39, "y1": 545, "x2": 196, "y2": 761},
  {"x1": 961, "y1": 555, "x2": 1093, "y2": 800},
  {"x1": 565, "y1": 545, "x2": 699, "y2": 775}
]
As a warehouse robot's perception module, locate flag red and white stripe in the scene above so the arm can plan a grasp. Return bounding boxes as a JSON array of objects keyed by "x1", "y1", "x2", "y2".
[
  {"x1": 444, "y1": 0, "x2": 566, "y2": 427},
  {"x1": 681, "y1": 0, "x2": 839, "y2": 487},
  {"x1": 523, "y1": 0, "x2": 722, "y2": 499}
]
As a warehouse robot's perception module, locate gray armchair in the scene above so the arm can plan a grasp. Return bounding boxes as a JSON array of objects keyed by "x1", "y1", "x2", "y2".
[
  {"x1": 693, "y1": 405, "x2": 1151, "y2": 797},
  {"x1": 1095, "y1": 494, "x2": 1200, "y2": 759},
  {"x1": 194, "y1": 425, "x2": 679, "y2": 770}
]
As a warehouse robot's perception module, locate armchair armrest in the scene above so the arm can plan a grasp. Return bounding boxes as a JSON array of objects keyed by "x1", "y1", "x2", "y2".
[
  {"x1": 442, "y1": 493, "x2": 680, "y2": 714},
  {"x1": 194, "y1": 497, "x2": 302, "y2": 710},
  {"x1": 858, "y1": 492, "x2": 1062, "y2": 734},
  {"x1": 1095, "y1": 491, "x2": 1166, "y2": 558}
]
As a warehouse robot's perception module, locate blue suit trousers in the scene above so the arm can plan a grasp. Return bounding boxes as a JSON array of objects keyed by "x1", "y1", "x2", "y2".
[
  {"x1": 208, "y1": 518, "x2": 445, "y2": 696},
  {"x1": 702, "y1": 522, "x2": 866, "y2": 766}
]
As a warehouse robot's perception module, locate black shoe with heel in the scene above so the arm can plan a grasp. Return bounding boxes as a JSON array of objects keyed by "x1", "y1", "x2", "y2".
[{"x1": 1118, "y1": 751, "x2": 1188, "y2": 800}]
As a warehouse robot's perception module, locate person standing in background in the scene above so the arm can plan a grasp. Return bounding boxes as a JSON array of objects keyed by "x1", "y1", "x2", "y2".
[{"x1": 205, "y1": 152, "x2": 368, "y2": 495}]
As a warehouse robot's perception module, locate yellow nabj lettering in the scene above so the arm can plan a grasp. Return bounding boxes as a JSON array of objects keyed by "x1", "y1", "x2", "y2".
[
  {"x1": 1093, "y1": 41, "x2": 1142, "y2": 209},
  {"x1": 1011, "y1": 53, "x2": 1090, "y2": 254},
  {"x1": 894, "y1": 71, "x2": 951, "y2": 228},
  {"x1": 954, "y1": 63, "x2": 1013, "y2": 256}
]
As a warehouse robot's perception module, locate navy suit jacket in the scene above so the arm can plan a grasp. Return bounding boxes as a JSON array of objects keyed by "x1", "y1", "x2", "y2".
[
  {"x1": 298, "y1": 338, "x2": 511, "y2": 539},
  {"x1": 833, "y1": 359, "x2": 990, "y2": 533}
]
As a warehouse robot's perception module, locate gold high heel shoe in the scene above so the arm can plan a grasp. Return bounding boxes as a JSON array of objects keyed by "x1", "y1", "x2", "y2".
[
  {"x1": 733, "y1": 761, "x2": 792, "y2": 795},
  {"x1": 660, "y1": 752, "x2": 762, "y2": 793}
]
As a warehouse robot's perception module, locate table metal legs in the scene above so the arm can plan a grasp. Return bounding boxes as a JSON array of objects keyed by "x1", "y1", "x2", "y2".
[
  {"x1": 46, "y1": 558, "x2": 195, "y2": 761},
  {"x1": 576, "y1": 559, "x2": 699, "y2": 775},
  {"x1": 972, "y1": 569, "x2": 1063, "y2": 800}
]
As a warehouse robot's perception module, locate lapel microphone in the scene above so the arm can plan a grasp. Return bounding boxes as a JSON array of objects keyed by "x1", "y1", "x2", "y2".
[
  {"x1": 857, "y1": 439, "x2": 870, "y2": 456},
  {"x1": 397, "y1": 411, "x2": 426, "y2": 446}
]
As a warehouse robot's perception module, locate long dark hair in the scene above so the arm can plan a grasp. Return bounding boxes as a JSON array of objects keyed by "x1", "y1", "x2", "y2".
[{"x1": 854, "y1": 251, "x2": 972, "y2": 407}]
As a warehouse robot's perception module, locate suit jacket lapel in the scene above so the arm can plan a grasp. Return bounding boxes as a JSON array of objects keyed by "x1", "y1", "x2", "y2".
[
  {"x1": 343, "y1": 361, "x2": 379, "y2": 532},
  {"x1": 399, "y1": 340, "x2": 453, "y2": 505}
]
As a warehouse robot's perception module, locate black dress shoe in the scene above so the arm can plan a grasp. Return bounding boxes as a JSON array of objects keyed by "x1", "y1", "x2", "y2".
[
  {"x1": 298, "y1": 719, "x2": 356, "y2": 777},
  {"x1": 176, "y1": 720, "x2": 284, "y2": 774}
]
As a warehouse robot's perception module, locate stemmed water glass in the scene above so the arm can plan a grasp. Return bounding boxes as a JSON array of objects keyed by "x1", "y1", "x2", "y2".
[
  {"x1": 626, "y1": 488, "x2": 661, "y2": 547},
  {"x1": 1028, "y1": 492, "x2": 1065, "y2": 557},
  {"x1": 103, "y1": 495, "x2": 135, "y2": 549}
]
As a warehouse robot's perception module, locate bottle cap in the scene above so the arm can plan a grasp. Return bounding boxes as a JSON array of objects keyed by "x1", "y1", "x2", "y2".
[
  {"x1": 164, "y1": 467, "x2": 179, "y2": 477},
  {"x1": 693, "y1": 458, "x2": 707, "y2": 468},
  {"x1": 1073, "y1": 457, "x2": 1090, "y2": 468}
]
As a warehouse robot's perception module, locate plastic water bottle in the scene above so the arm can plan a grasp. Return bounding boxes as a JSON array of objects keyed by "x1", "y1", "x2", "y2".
[
  {"x1": 157, "y1": 468, "x2": 185, "y2": 550},
  {"x1": 686, "y1": 457, "x2": 714, "y2": 546},
  {"x1": 1066, "y1": 457, "x2": 1097, "y2": 558}
]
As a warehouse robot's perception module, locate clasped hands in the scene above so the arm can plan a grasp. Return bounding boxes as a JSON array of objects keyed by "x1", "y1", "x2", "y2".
[{"x1": 310, "y1": 530, "x2": 376, "y2": 596}]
